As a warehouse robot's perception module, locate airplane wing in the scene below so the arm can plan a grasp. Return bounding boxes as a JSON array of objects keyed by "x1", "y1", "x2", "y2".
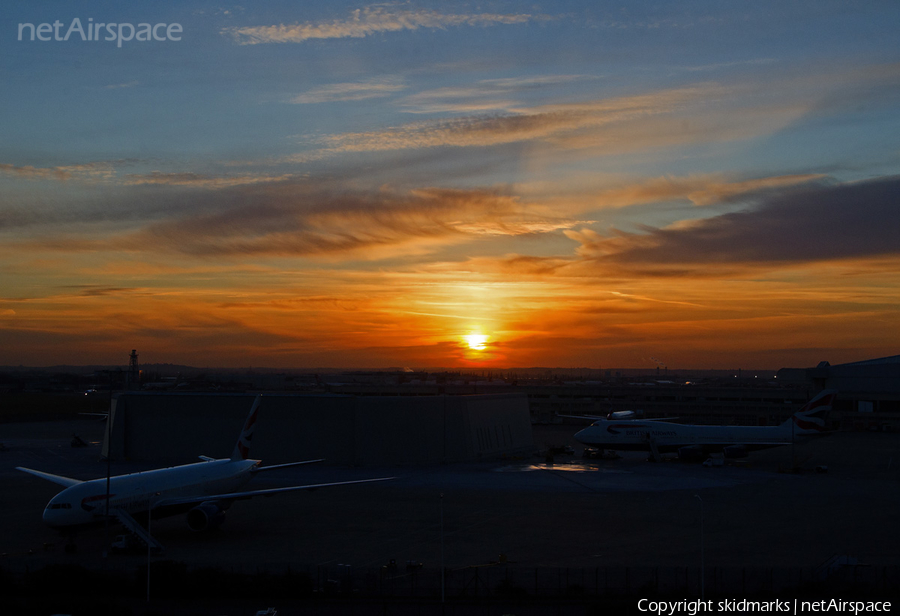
[
  {"x1": 556, "y1": 414, "x2": 605, "y2": 421},
  {"x1": 153, "y1": 476, "x2": 395, "y2": 509},
  {"x1": 556, "y1": 414, "x2": 680, "y2": 422},
  {"x1": 78, "y1": 412, "x2": 109, "y2": 422},
  {"x1": 16, "y1": 466, "x2": 83, "y2": 488},
  {"x1": 193, "y1": 458, "x2": 324, "y2": 468},
  {"x1": 733, "y1": 441, "x2": 797, "y2": 446},
  {"x1": 251, "y1": 459, "x2": 325, "y2": 473}
]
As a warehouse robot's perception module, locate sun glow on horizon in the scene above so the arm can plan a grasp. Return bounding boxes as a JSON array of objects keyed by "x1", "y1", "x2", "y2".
[{"x1": 3, "y1": 2, "x2": 900, "y2": 371}]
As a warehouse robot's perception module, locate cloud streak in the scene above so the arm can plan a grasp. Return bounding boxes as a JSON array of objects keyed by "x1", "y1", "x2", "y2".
[
  {"x1": 123, "y1": 171, "x2": 298, "y2": 188},
  {"x1": 286, "y1": 63, "x2": 900, "y2": 165},
  {"x1": 323, "y1": 84, "x2": 730, "y2": 152},
  {"x1": 2, "y1": 170, "x2": 855, "y2": 268},
  {"x1": 586, "y1": 173, "x2": 825, "y2": 209},
  {"x1": 224, "y1": 7, "x2": 537, "y2": 45},
  {"x1": 39, "y1": 184, "x2": 583, "y2": 260},
  {"x1": 291, "y1": 78, "x2": 407, "y2": 104},
  {"x1": 0, "y1": 162, "x2": 116, "y2": 182},
  {"x1": 397, "y1": 75, "x2": 594, "y2": 114}
]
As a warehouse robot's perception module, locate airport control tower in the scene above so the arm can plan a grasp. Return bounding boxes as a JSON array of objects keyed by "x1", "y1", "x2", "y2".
[{"x1": 127, "y1": 349, "x2": 140, "y2": 390}]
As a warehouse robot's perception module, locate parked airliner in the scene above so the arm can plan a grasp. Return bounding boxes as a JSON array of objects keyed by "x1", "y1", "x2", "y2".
[
  {"x1": 573, "y1": 390, "x2": 837, "y2": 460},
  {"x1": 17, "y1": 396, "x2": 394, "y2": 536}
]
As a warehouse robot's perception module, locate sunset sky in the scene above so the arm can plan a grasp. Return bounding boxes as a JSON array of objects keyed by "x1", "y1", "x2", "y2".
[{"x1": 2, "y1": 1, "x2": 899, "y2": 369}]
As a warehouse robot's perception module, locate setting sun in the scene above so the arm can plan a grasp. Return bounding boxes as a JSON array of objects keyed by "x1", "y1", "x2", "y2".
[{"x1": 464, "y1": 333, "x2": 489, "y2": 351}]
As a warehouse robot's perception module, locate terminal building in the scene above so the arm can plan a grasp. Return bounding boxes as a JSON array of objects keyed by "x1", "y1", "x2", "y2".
[
  {"x1": 103, "y1": 392, "x2": 533, "y2": 466},
  {"x1": 313, "y1": 357, "x2": 900, "y2": 430},
  {"x1": 775, "y1": 354, "x2": 900, "y2": 430},
  {"x1": 319, "y1": 380, "x2": 819, "y2": 427},
  {"x1": 522, "y1": 355, "x2": 900, "y2": 430}
]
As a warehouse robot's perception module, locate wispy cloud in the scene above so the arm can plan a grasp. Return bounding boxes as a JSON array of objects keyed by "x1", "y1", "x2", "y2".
[
  {"x1": 323, "y1": 84, "x2": 728, "y2": 152},
  {"x1": 134, "y1": 186, "x2": 577, "y2": 259},
  {"x1": 397, "y1": 75, "x2": 594, "y2": 114},
  {"x1": 123, "y1": 171, "x2": 298, "y2": 188},
  {"x1": 681, "y1": 58, "x2": 777, "y2": 73},
  {"x1": 585, "y1": 173, "x2": 825, "y2": 209},
  {"x1": 290, "y1": 63, "x2": 900, "y2": 163},
  {"x1": 512, "y1": 173, "x2": 827, "y2": 219},
  {"x1": 104, "y1": 80, "x2": 140, "y2": 89},
  {"x1": 224, "y1": 6, "x2": 538, "y2": 45},
  {"x1": 15, "y1": 183, "x2": 580, "y2": 260},
  {"x1": 291, "y1": 78, "x2": 407, "y2": 104},
  {"x1": 1, "y1": 170, "x2": 831, "y2": 262},
  {"x1": 66, "y1": 285, "x2": 141, "y2": 297},
  {"x1": 0, "y1": 162, "x2": 117, "y2": 182}
]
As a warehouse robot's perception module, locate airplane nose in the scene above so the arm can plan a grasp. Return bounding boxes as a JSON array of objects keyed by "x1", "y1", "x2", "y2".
[
  {"x1": 573, "y1": 429, "x2": 587, "y2": 444},
  {"x1": 42, "y1": 503, "x2": 69, "y2": 527}
]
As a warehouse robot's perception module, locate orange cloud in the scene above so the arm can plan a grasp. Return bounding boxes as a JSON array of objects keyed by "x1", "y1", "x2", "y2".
[
  {"x1": 3, "y1": 248, "x2": 899, "y2": 368},
  {"x1": 516, "y1": 173, "x2": 824, "y2": 214},
  {"x1": 0, "y1": 162, "x2": 116, "y2": 182},
  {"x1": 7, "y1": 184, "x2": 581, "y2": 261},
  {"x1": 4, "y1": 165, "x2": 900, "y2": 369}
]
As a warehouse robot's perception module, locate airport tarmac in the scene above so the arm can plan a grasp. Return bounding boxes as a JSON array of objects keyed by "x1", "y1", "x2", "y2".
[{"x1": 1, "y1": 419, "x2": 899, "y2": 574}]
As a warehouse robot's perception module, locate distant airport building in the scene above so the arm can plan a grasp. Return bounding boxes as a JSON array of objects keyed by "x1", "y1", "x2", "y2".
[
  {"x1": 522, "y1": 384, "x2": 814, "y2": 427},
  {"x1": 776, "y1": 355, "x2": 900, "y2": 430},
  {"x1": 304, "y1": 376, "x2": 812, "y2": 426},
  {"x1": 104, "y1": 392, "x2": 533, "y2": 465},
  {"x1": 321, "y1": 357, "x2": 900, "y2": 431}
]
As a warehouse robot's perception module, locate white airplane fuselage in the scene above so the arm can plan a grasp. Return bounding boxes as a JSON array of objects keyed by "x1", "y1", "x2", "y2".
[
  {"x1": 43, "y1": 458, "x2": 258, "y2": 528},
  {"x1": 20, "y1": 395, "x2": 393, "y2": 540},
  {"x1": 574, "y1": 390, "x2": 836, "y2": 456}
]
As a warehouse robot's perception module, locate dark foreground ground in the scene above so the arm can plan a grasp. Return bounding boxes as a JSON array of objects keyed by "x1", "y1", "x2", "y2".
[{"x1": 1, "y1": 418, "x2": 898, "y2": 614}]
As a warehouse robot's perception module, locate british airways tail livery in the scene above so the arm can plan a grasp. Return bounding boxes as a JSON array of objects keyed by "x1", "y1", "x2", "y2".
[
  {"x1": 573, "y1": 390, "x2": 837, "y2": 460},
  {"x1": 17, "y1": 395, "x2": 393, "y2": 535}
]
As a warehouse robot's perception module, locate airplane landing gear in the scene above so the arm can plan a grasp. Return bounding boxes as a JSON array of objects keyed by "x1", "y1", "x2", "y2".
[{"x1": 61, "y1": 529, "x2": 78, "y2": 553}]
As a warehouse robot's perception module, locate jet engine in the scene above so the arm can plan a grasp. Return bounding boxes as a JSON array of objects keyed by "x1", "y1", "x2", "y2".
[
  {"x1": 677, "y1": 445, "x2": 705, "y2": 462},
  {"x1": 186, "y1": 502, "x2": 225, "y2": 531}
]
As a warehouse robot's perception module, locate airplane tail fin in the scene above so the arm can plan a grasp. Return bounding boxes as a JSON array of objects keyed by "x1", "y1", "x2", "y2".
[
  {"x1": 231, "y1": 395, "x2": 262, "y2": 461},
  {"x1": 784, "y1": 390, "x2": 837, "y2": 434},
  {"x1": 16, "y1": 467, "x2": 83, "y2": 488}
]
